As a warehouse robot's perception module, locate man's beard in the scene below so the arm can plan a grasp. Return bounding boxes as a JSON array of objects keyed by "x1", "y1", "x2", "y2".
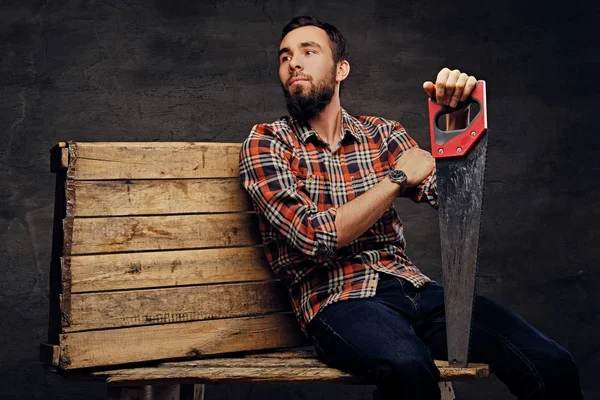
[{"x1": 282, "y1": 66, "x2": 336, "y2": 122}]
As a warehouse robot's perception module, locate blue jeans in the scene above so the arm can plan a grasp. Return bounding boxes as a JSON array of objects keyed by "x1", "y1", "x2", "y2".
[{"x1": 307, "y1": 275, "x2": 583, "y2": 399}]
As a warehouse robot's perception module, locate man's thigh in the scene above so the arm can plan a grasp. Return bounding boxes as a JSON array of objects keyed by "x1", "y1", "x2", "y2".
[{"x1": 308, "y1": 296, "x2": 439, "y2": 381}]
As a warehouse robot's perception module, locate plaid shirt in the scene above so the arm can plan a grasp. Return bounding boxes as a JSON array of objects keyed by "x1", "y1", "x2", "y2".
[{"x1": 239, "y1": 108, "x2": 438, "y2": 334}]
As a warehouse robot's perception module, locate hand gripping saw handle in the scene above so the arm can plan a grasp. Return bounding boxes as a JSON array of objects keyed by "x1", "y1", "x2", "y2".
[{"x1": 429, "y1": 80, "x2": 488, "y2": 367}]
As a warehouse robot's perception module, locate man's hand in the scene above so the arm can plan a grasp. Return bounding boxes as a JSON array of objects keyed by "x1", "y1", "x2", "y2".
[
  {"x1": 394, "y1": 147, "x2": 435, "y2": 187},
  {"x1": 423, "y1": 68, "x2": 477, "y2": 108}
]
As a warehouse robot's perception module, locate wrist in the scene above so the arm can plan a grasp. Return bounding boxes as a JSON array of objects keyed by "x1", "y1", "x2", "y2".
[
  {"x1": 382, "y1": 176, "x2": 403, "y2": 197},
  {"x1": 386, "y1": 169, "x2": 408, "y2": 195}
]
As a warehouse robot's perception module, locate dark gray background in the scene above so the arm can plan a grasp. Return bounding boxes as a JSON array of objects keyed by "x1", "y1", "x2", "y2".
[{"x1": 1, "y1": 0, "x2": 598, "y2": 399}]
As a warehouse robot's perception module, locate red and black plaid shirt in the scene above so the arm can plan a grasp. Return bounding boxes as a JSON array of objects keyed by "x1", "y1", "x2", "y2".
[{"x1": 239, "y1": 108, "x2": 438, "y2": 333}]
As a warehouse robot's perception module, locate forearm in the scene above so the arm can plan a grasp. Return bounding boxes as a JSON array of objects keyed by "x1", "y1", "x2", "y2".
[{"x1": 336, "y1": 176, "x2": 402, "y2": 247}]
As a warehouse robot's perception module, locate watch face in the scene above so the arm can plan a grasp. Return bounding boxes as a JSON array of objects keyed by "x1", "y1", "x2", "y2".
[{"x1": 389, "y1": 170, "x2": 407, "y2": 184}]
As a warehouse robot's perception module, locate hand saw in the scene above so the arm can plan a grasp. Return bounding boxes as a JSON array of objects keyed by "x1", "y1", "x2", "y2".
[{"x1": 428, "y1": 80, "x2": 488, "y2": 368}]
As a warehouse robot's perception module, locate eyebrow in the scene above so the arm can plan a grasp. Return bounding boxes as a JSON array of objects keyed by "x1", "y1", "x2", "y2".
[{"x1": 278, "y1": 41, "x2": 324, "y2": 57}]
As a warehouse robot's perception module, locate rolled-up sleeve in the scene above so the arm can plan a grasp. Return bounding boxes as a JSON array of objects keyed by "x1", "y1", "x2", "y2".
[
  {"x1": 386, "y1": 121, "x2": 438, "y2": 209},
  {"x1": 239, "y1": 124, "x2": 338, "y2": 262}
]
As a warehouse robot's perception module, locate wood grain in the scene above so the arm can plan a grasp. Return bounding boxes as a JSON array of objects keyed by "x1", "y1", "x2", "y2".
[
  {"x1": 102, "y1": 365, "x2": 365, "y2": 385},
  {"x1": 96, "y1": 358, "x2": 488, "y2": 385},
  {"x1": 70, "y1": 179, "x2": 252, "y2": 217},
  {"x1": 158, "y1": 351, "x2": 489, "y2": 380},
  {"x1": 67, "y1": 142, "x2": 242, "y2": 180},
  {"x1": 66, "y1": 281, "x2": 291, "y2": 332},
  {"x1": 70, "y1": 213, "x2": 260, "y2": 255},
  {"x1": 70, "y1": 247, "x2": 272, "y2": 293},
  {"x1": 59, "y1": 313, "x2": 307, "y2": 369}
]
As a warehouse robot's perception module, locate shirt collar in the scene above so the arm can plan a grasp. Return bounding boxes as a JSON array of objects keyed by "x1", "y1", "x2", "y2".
[{"x1": 288, "y1": 108, "x2": 364, "y2": 145}]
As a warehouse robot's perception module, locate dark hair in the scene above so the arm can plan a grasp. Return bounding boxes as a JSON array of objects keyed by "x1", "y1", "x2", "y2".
[{"x1": 281, "y1": 16, "x2": 348, "y2": 64}]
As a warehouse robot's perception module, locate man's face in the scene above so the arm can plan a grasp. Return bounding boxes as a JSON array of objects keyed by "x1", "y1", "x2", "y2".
[{"x1": 278, "y1": 26, "x2": 337, "y2": 121}]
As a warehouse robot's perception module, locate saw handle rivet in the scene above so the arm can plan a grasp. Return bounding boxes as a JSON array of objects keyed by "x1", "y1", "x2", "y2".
[
  {"x1": 470, "y1": 131, "x2": 476, "y2": 136},
  {"x1": 438, "y1": 149, "x2": 444, "y2": 154},
  {"x1": 456, "y1": 147, "x2": 463, "y2": 153}
]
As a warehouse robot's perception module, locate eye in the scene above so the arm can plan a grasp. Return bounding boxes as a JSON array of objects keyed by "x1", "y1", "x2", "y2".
[
  {"x1": 280, "y1": 55, "x2": 291, "y2": 63},
  {"x1": 306, "y1": 50, "x2": 315, "y2": 55}
]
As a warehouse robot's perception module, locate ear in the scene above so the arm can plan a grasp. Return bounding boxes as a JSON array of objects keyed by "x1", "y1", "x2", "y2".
[{"x1": 336, "y1": 60, "x2": 350, "y2": 83}]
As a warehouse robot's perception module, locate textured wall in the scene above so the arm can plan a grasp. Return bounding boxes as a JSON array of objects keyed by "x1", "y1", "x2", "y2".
[{"x1": 1, "y1": 0, "x2": 598, "y2": 399}]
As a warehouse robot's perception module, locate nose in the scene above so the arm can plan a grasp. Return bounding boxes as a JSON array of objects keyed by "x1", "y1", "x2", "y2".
[{"x1": 289, "y1": 56, "x2": 302, "y2": 72}]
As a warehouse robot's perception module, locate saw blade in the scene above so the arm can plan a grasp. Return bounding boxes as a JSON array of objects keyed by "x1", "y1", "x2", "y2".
[{"x1": 436, "y1": 133, "x2": 487, "y2": 367}]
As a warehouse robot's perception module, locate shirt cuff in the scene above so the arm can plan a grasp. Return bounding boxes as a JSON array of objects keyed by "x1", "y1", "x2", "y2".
[{"x1": 312, "y1": 207, "x2": 338, "y2": 259}]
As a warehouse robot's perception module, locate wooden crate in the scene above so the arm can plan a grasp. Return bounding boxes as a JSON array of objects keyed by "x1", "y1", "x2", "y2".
[{"x1": 44, "y1": 142, "x2": 306, "y2": 371}]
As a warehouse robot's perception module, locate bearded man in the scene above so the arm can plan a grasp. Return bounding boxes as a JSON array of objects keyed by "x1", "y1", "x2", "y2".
[{"x1": 238, "y1": 16, "x2": 583, "y2": 400}]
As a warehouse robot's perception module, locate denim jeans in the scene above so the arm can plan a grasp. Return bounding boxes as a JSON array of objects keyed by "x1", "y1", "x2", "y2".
[{"x1": 307, "y1": 274, "x2": 583, "y2": 399}]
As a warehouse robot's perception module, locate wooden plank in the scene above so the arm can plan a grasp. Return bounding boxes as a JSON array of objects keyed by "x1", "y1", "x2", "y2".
[
  {"x1": 66, "y1": 281, "x2": 290, "y2": 332},
  {"x1": 39, "y1": 343, "x2": 61, "y2": 366},
  {"x1": 161, "y1": 357, "x2": 338, "y2": 369},
  {"x1": 71, "y1": 179, "x2": 252, "y2": 217},
  {"x1": 159, "y1": 354, "x2": 489, "y2": 380},
  {"x1": 96, "y1": 360, "x2": 487, "y2": 385},
  {"x1": 101, "y1": 365, "x2": 364, "y2": 385},
  {"x1": 70, "y1": 247, "x2": 272, "y2": 293},
  {"x1": 440, "y1": 382, "x2": 456, "y2": 400},
  {"x1": 59, "y1": 313, "x2": 307, "y2": 370},
  {"x1": 70, "y1": 213, "x2": 260, "y2": 255},
  {"x1": 67, "y1": 142, "x2": 242, "y2": 180}
]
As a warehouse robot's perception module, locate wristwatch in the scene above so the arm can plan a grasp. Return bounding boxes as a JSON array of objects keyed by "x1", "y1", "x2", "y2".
[{"x1": 387, "y1": 169, "x2": 408, "y2": 193}]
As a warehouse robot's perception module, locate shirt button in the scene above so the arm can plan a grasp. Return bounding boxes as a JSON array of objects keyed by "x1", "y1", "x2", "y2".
[
  {"x1": 368, "y1": 280, "x2": 377, "y2": 288},
  {"x1": 369, "y1": 172, "x2": 376, "y2": 177},
  {"x1": 336, "y1": 185, "x2": 341, "y2": 191},
  {"x1": 307, "y1": 177, "x2": 314, "y2": 183}
]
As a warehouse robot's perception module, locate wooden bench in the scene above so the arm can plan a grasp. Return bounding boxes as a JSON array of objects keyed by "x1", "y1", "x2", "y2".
[{"x1": 41, "y1": 141, "x2": 489, "y2": 399}]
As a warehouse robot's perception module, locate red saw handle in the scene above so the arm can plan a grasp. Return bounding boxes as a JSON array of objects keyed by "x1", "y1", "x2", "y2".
[{"x1": 429, "y1": 80, "x2": 487, "y2": 159}]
